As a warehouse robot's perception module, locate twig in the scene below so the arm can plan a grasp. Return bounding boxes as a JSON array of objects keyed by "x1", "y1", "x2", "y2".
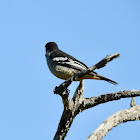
[{"x1": 130, "y1": 97, "x2": 136, "y2": 107}]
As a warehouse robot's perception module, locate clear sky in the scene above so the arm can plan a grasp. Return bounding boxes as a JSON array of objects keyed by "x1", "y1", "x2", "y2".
[{"x1": 0, "y1": 0, "x2": 140, "y2": 140}]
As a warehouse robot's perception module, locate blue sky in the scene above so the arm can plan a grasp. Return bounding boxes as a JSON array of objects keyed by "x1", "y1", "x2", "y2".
[{"x1": 0, "y1": 0, "x2": 140, "y2": 140}]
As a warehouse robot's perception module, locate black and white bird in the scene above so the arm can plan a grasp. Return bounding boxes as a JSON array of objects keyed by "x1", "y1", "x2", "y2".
[{"x1": 45, "y1": 42, "x2": 117, "y2": 85}]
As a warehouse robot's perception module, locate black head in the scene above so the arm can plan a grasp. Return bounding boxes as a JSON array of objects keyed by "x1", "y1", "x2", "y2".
[{"x1": 45, "y1": 42, "x2": 58, "y2": 52}]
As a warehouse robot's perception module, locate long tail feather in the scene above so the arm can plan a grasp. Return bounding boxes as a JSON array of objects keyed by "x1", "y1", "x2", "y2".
[{"x1": 97, "y1": 75, "x2": 118, "y2": 85}]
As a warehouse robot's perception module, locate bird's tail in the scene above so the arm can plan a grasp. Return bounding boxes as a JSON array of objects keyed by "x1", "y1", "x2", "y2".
[
  {"x1": 77, "y1": 72, "x2": 118, "y2": 85},
  {"x1": 95, "y1": 74, "x2": 118, "y2": 85}
]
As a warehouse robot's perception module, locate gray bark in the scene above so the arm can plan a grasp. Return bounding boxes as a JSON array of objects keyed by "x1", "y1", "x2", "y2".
[
  {"x1": 87, "y1": 105, "x2": 140, "y2": 140},
  {"x1": 53, "y1": 83, "x2": 140, "y2": 140},
  {"x1": 54, "y1": 81, "x2": 84, "y2": 140}
]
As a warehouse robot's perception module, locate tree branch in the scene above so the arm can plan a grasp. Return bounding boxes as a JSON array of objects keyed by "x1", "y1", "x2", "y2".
[
  {"x1": 89, "y1": 53, "x2": 120, "y2": 70},
  {"x1": 53, "y1": 81, "x2": 84, "y2": 140},
  {"x1": 87, "y1": 105, "x2": 140, "y2": 140},
  {"x1": 54, "y1": 82, "x2": 140, "y2": 140},
  {"x1": 81, "y1": 90, "x2": 140, "y2": 111}
]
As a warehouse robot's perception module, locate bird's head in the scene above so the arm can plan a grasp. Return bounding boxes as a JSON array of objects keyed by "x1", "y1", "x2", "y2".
[{"x1": 45, "y1": 42, "x2": 58, "y2": 53}]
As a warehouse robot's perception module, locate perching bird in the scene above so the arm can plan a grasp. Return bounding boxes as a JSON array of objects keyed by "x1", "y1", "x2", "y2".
[{"x1": 45, "y1": 42, "x2": 117, "y2": 85}]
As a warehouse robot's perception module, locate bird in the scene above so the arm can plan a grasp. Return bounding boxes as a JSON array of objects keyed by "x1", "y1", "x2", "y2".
[{"x1": 45, "y1": 42, "x2": 118, "y2": 85}]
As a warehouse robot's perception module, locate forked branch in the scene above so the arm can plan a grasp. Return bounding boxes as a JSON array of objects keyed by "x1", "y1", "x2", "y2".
[
  {"x1": 53, "y1": 53, "x2": 140, "y2": 140},
  {"x1": 53, "y1": 82, "x2": 140, "y2": 140}
]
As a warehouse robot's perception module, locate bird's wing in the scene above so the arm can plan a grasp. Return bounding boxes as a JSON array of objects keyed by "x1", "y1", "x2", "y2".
[{"x1": 50, "y1": 49, "x2": 88, "y2": 71}]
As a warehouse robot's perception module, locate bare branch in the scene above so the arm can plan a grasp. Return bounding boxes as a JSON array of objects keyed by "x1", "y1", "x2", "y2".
[
  {"x1": 53, "y1": 81, "x2": 84, "y2": 140},
  {"x1": 53, "y1": 108, "x2": 74, "y2": 140},
  {"x1": 87, "y1": 105, "x2": 140, "y2": 140},
  {"x1": 72, "y1": 80, "x2": 84, "y2": 102},
  {"x1": 81, "y1": 90, "x2": 140, "y2": 111},
  {"x1": 54, "y1": 84, "x2": 140, "y2": 140},
  {"x1": 89, "y1": 53, "x2": 120, "y2": 71}
]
